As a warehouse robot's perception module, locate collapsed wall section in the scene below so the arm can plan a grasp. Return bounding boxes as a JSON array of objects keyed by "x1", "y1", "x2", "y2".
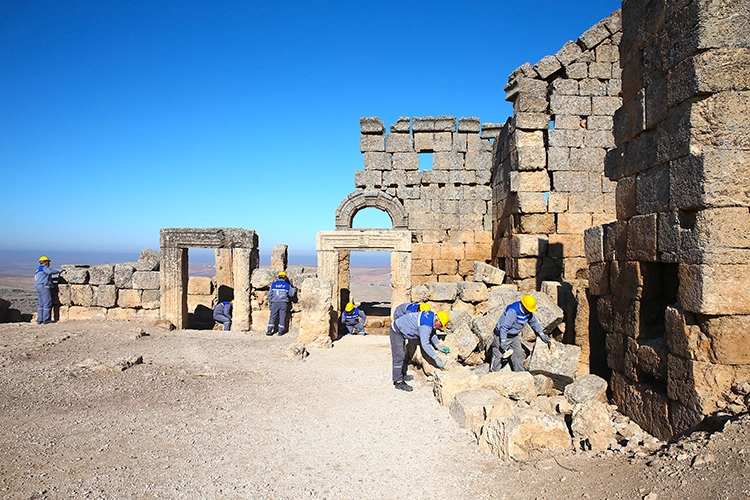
[
  {"x1": 585, "y1": 0, "x2": 750, "y2": 440},
  {"x1": 492, "y1": 10, "x2": 622, "y2": 292}
]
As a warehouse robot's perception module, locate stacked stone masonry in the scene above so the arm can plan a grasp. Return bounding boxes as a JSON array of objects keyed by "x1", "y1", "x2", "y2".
[
  {"x1": 54, "y1": 249, "x2": 162, "y2": 322},
  {"x1": 349, "y1": 116, "x2": 495, "y2": 285},
  {"x1": 492, "y1": 10, "x2": 622, "y2": 292},
  {"x1": 584, "y1": 0, "x2": 750, "y2": 441}
]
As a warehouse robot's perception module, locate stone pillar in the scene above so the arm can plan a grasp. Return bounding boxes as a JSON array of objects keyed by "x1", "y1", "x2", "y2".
[
  {"x1": 297, "y1": 277, "x2": 334, "y2": 344},
  {"x1": 214, "y1": 248, "x2": 234, "y2": 300},
  {"x1": 271, "y1": 244, "x2": 288, "y2": 271},
  {"x1": 317, "y1": 249, "x2": 340, "y2": 310},
  {"x1": 337, "y1": 251, "x2": 351, "y2": 310},
  {"x1": 160, "y1": 246, "x2": 188, "y2": 328},
  {"x1": 391, "y1": 251, "x2": 412, "y2": 315},
  {"x1": 232, "y1": 247, "x2": 252, "y2": 331}
]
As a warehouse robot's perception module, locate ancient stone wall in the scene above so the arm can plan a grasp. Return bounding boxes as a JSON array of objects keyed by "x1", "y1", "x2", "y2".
[
  {"x1": 585, "y1": 0, "x2": 750, "y2": 441},
  {"x1": 350, "y1": 116, "x2": 495, "y2": 284},
  {"x1": 492, "y1": 10, "x2": 622, "y2": 292},
  {"x1": 54, "y1": 249, "x2": 162, "y2": 322}
]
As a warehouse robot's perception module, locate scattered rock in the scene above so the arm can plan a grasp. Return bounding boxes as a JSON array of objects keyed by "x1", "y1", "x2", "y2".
[{"x1": 285, "y1": 343, "x2": 308, "y2": 360}]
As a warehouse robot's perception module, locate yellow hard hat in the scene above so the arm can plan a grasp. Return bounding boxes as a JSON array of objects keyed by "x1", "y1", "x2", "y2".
[
  {"x1": 39, "y1": 256, "x2": 50, "y2": 262},
  {"x1": 345, "y1": 302, "x2": 355, "y2": 312},
  {"x1": 278, "y1": 271, "x2": 287, "y2": 277},
  {"x1": 419, "y1": 303, "x2": 431, "y2": 312},
  {"x1": 521, "y1": 295, "x2": 537, "y2": 313},
  {"x1": 436, "y1": 310, "x2": 450, "y2": 328}
]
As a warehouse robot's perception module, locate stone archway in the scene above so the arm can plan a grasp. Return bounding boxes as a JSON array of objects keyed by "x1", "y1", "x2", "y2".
[
  {"x1": 335, "y1": 189, "x2": 408, "y2": 229},
  {"x1": 316, "y1": 229, "x2": 412, "y2": 324},
  {"x1": 160, "y1": 228, "x2": 258, "y2": 330}
]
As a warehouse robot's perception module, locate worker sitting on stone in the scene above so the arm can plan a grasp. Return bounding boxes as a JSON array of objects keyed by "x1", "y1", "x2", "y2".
[
  {"x1": 490, "y1": 295, "x2": 550, "y2": 373},
  {"x1": 392, "y1": 301, "x2": 430, "y2": 320},
  {"x1": 340, "y1": 302, "x2": 367, "y2": 335},
  {"x1": 213, "y1": 300, "x2": 233, "y2": 331},
  {"x1": 390, "y1": 309, "x2": 451, "y2": 392}
]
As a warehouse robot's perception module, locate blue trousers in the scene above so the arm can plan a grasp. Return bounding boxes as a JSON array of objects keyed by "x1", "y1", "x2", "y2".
[
  {"x1": 214, "y1": 313, "x2": 232, "y2": 330},
  {"x1": 268, "y1": 302, "x2": 289, "y2": 333},
  {"x1": 36, "y1": 285, "x2": 52, "y2": 323}
]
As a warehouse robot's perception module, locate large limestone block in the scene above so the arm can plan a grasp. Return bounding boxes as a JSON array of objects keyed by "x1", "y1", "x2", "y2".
[
  {"x1": 699, "y1": 314, "x2": 750, "y2": 365},
  {"x1": 584, "y1": 225, "x2": 605, "y2": 264},
  {"x1": 360, "y1": 116, "x2": 385, "y2": 134},
  {"x1": 487, "y1": 285, "x2": 522, "y2": 312},
  {"x1": 503, "y1": 407, "x2": 573, "y2": 461},
  {"x1": 107, "y1": 308, "x2": 140, "y2": 321},
  {"x1": 610, "y1": 371, "x2": 673, "y2": 441},
  {"x1": 564, "y1": 374, "x2": 608, "y2": 405},
  {"x1": 360, "y1": 134, "x2": 384, "y2": 152},
  {"x1": 427, "y1": 282, "x2": 458, "y2": 302},
  {"x1": 298, "y1": 278, "x2": 334, "y2": 345},
  {"x1": 67, "y1": 306, "x2": 107, "y2": 321},
  {"x1": 117, "y1": 289, "x2": 143, "y2": 309},
  {"x1": 88, "y1": 265, "x2": 115, "y2": 285},
  {"x1": 471, "y1": 313, "x2": 497, "y2": 352},
  {"x1": 511, "y1": 235, "x2": 547, "y2": 258},
  {"x1": 71, "y1": 285, "x2": 94, "y2": 307},
  {"x1": 187, "y1": 276, "x2": 213, "y2": 296},
  {"x1": 132, "y1": 271, "x2": 160, "y2": 290},
  {"x1": 527, "y1": 340, "x2": 581, "y2": 389},
  {"x1": 443, "y1": 321, "x2": 479, "y2": 361},
  {"x1": 667, "y1": 355, "x2": 736, "y2": 416},
  {"x1": 432, "y1": 364, "x2": 479, "y2": 408},
  {"x1": 478, "y1": 398, "x2": 517, "y2": 458},
  {"x1": 92, "y1": 285, "x2": 117, "y2": 308},
  {"x1": 479, "y1": 371, "x2": 537, "y2": 403},
  {"x1": 252, "y1": 310, "x2": 270, "y2": 332},
  {"x1": 61, "y1": 266, "x2": 89, "y2": 285},
  {"x1": 636, "y1": 338, "x2": 669, "y2": 382},
  {"x1": 473, "y1": 262, "x2": 505, "y2": 285},
  {"x1": 509, "y1": 170, "x2": 550, "y2": 192},
  {"x1": 679, "y1": 263, "x2": 750, "y2": 315},
  {"x1": 450, "y1": 389, "x2": 506, "y2": 441},
  {"x1": 134, "y1": 249, "x2": 160, "y2": 271},
  {"x1": 141, "y1": 290, "x2": 160, "y2": 309},
  {"x1": 570, "y1": 401, "x2": 616, "y2": 453},
  {"x1": 114, "y1": 264, "x2": 135, "y2": 288},
  {"x1": 457, "y1": 282, "x2": 488, "y2": 303},
  {"x1": 385, "y1": 133, "x2": 414, "y2": 153}
]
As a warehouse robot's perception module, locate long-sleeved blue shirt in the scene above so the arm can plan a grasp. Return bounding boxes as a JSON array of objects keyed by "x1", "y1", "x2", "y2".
[
  {"x1": 392, "y1": 310, "x2": 442, "y2": 361},
  {"x1": 393, "y1": 302, "x2": 421, "y2": 320},
  {"x1": 493, "y1": 301, "x2": 543, "y2": 339},
  {"x1": 213, "y1": 301, "x2": 233, "y2": 320},
  {"x1": 340, "y1": 308, "x2": 366, "y2": 326},
  {"x1": 34, "y1": 265, "x2": 61, "y2": 287},
  {"x1": 268, "y1": 279, "x2": 296, "y2": 303}
]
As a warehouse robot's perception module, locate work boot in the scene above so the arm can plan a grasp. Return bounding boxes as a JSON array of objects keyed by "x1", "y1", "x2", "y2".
[
  {"x1": 277, "y1": 329, "x2": 285, "y2": 337},
  {"x1": 394, "y1": 381, "x2": 413, "y2": 392},
  {"x1": 266, "y1": 329, "x2": 274, "y2": 336}
]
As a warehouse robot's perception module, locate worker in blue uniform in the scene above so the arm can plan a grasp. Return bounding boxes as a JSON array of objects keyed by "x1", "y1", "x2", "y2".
[
  {"x1": 213, "y1": 300, "x2": 233, "y2": 330},
  {"x1": 392, "y1": 301, "x2": 430, "y2": 321},
  {"x1": 267, "y1": 271, "x2": 296, "y2": 336},
  {"x1": 390, "y1": 310, "x2": 451, "y2": 392},
  {"x1": 490, "y1": 295, "x2": 551, "y2": 372},
  {"x1": 340, "y1": 302, "x2": 367, "y2": 335},
  {"x1": 34, "y1": 255, "x2": 64, "y2": 324}
]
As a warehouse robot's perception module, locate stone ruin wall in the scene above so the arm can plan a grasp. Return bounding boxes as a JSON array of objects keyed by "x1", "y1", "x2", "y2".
[
  {"x1": 355, "y1": 116, "x2": 495, "y2": 285},
  {"x1": 583, "y1": 0, "x2": 750, "y2": 441},
  {"x1": 492, "y1": 10, "x2": 622, "y2": 293}
]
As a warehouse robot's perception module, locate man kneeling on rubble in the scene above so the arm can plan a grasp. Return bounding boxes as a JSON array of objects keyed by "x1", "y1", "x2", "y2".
[
  {"x1": 390, "y1": 309, "x2": 451, "y2": 392},
  {"x1": 490, "y1": 295, "x2": 550, "y2": 372}
]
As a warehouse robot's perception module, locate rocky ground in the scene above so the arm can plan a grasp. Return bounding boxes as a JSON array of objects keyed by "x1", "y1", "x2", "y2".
[{"x1": 1, "y1": 278, "x2": 749, "y2": 499}]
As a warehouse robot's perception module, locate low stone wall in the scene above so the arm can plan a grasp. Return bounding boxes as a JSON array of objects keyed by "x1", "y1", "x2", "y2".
[
  {"x1": 54, "y1": 249, "x2": 161, "y2": 322},
  {"x1": 250, "y1": 266, "x2": 318, "y2": 332}
]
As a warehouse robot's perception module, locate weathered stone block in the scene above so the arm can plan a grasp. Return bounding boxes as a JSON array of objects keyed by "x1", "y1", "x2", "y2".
[
  {"x1": 616, "y1": 175, "x2": 637, "y2": 220},
  {"x1": 71, "y1": 285, "x2": 94, "y2": 307},
  {"x1": 515, "y1": 112, "x2": 550, "y2": 130},
  {"x1": 588, "y1": 262, "x2": 611, "y2": 295},
  {"x1": 354, "y1": 170, "x2": 381, "y2": 188},
  {"x1": 670, "y1": 149, "x2": 750, "y2": 211},
  {"x1": 550, "y1": 95, "x2": 592, "y2": 116},
  {"x1": 552, "y1": 171, "x2": 591, "y2": 192},
  {"x1": 93, "y1": 285, "x2": 117, "y2": 308},
  {"x1": 428, "y1": 282, "x2": 458, "y2": 302},
  {"x1": 134, "y1": 249, "x2": 160, "y2": 272},
  {"x1": 187, "y1": 276, "x2": 213, "y2": 296},
  {"x1": 443, "y1": 321, "x2": 480, "y2": 361},
  {"x1": 519, "y1": 214, "x2": 556, "y2": 234},
  {"x1": 565, "y1": 374, "x2": 608, "y2": 405},
  {"x1": 584, "y1": 225, "x2": 605, "y2": 264},
  {"x1": 117, "y1": 288, "x2": 143, "y2": 309},
  {"x1": 114, "y1": 264, "x2": 135, "y2": 289},
  {"x1": 516, "y1": 192, "x2": 547, "y2": 213},
  {"x1": 578, "y1": 20, "x2": 610, "y2": 50},
  {"x1": 679, "y1": 263, "x2": 750, "y2": 315},
  {"x1": 457, "y1": 282, "x2": 488, "y2": 303},
  {"x1": 473, "y1": 262, "x2": 505, "y2": 285},
  {"x1": 385, "y1": 133, "x2": 413, "y2": 153},
  {"x1": 509, "y1": 171, "x2": 550, "y2": 192},
  {"x1": 527, "y1": 340, "x2": 581, "y2": 389},
  {"x1": 450, "y1": 389, "x2": 505, "y2": 440},
  {"x1": 465, "y1": 151, "x2": 492, "y2": 171},
  {"x1": 414, "y1": 132, "x2": 452, "y2": 152},
  {"x1": 548, "y1": 129, "x2": 585, "y2": 148},
  {"x1": 132, "y1": 271, "x2": 160, "y2": 290},
  {"x1": 626, "y1": 214, "x2": 658, "y2": 262},
  {"x1": 67, "y1": 306, "x2": 107, "y2": 321},
  {"x1": 668, "y1": 355, "x2": 736, "y2": 415},
  {"x1": 360, "y1": 134, "x2": 385, "y2": 152},
  {"x1": 570, "y1": 147, "x2": 607, "y2": 172},
  {"x1": 610, "y1": 371, "x2": 673, "y2": 441},
  {"x1": 360, "y1": 116, "x2": 385, "y2": 134},
  {"x1": 479, "y1": 371, "x2": 537, "y2": 403},
  {"x1": 88, "y1": 265, "x2": 114, "y2": 286},
  {"x1": 433, "y1": 364, "x2": 479, "y2": 408},
  {"x1": 557, "y1": 213, "x2": 593, "y2": 234},
  {"x1": 61, "y1": 266, "x2": 89, "y2": 285},
  {"x1": 392, "y1": 152, "x2": 419, "y2": 170},
  {"x1": 363, "y1": 151, "x2": 391, "y2": 171},
  {"x1": 141, "y1": 290, "x2": 160, "y2": 309},
  {"x1": 548, "y1": 147, "x2": 570, "y2": 172}
]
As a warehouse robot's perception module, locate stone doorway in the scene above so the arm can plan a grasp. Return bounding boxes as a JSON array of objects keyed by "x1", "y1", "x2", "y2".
[
  {"x1": 316, "y1": 229, "x2": 412, "y2": 336},
  {"x1": 160, "y1": 228, "x2": 259, "y2": 330}
]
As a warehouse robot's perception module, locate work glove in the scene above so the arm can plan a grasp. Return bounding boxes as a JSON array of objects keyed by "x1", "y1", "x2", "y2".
[
  {"x1": 437, "y1": 346, "x2": 450, "y2": 354},
  {"x1": 499, "y1": 339, "x2": 511, "y2": 352},
  {"x1": 435, "y1": 356, "x2": 446, "y2": 370},
  {"x1": 538, "y1": 333, "x2": 551, "y2": 347}
]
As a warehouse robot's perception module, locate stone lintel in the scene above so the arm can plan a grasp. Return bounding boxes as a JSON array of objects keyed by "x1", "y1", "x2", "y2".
[
  {"x1": 316, "y1": 230, "x2": 412, "y2": 252},
  {"x1": 160, "y1": 228, "x2": 258, "y2": 249}
]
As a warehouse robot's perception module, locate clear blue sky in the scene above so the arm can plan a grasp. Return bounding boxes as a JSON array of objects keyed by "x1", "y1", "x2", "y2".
[{"x1": 0, "y1": 0, "x2": 621, "y2": 261}]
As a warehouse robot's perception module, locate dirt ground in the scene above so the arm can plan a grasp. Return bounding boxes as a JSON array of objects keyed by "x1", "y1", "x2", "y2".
[{"x1": 1, "y1": 280, "x2": 749, "y2": 499}]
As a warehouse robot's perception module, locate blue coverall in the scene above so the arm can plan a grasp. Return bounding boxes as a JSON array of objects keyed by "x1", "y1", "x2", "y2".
[
  {"x1": 389, "y1": 310, "x2": 444, "y2": 383},
  {"x1": 490, "y1": 301, "x2": 544, "y2": 372},
  {"x1": 267, "y1": 278, "x2": 296, "y2": 335},
  {"x1": 213, "y1": 301, "x2": 233, "y2": 330},
  {"x1": 392, "y1": 302, "x2": 421, "y2": 320},
  {"x1": 34, "y1": 264, "x2": 61, "y2": 324},
  {"x1": 340, "y1": 307, "x2": 367, "y2": 335}
]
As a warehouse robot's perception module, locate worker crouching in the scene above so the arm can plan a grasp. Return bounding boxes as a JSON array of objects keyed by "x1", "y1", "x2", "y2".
[{"x1": 490, "y1": 295, "x2": 550, "y2": 372}]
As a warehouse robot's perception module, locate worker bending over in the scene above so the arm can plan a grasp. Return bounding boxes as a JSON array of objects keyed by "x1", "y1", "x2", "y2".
[
  {"x1": 490, "y1": 295, "x2": 550, "y2": 372},
  {"x1": 390, "y1": 310, "x2": 451, "y2": 392}
]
